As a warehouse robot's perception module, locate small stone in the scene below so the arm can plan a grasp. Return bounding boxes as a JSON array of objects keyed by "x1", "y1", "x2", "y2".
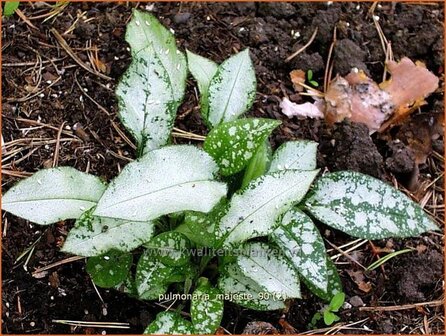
[
  {"x1": 173, "y1": 12, "x2": 191, "y2": 24},
  {"x1": 349, "y1": 295, "x2": 364, "y2": 307}
]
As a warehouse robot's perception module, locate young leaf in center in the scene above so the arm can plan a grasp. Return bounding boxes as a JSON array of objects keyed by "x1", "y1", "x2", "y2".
[{"x1": 204, "y1": 118, "x2": 280, "y2": 176}]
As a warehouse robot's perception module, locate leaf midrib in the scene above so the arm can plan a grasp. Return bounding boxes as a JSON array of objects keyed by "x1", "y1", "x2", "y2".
[
  {"x1": 222, "y1": 171, "x2": 317, "y2": 242},
  {"x1": 96, "y1": 179, "x2": 217, "y2": 211}
]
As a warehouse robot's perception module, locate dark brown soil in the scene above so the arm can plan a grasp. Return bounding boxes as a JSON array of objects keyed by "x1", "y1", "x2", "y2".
[{"x1": 2, "y1": 2, "x2": 444, "y2": 334}]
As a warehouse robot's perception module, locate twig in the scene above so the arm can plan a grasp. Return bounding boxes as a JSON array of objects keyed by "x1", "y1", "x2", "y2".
[
  {"x1": 15, "y1": 9, "x2": 38, "y2": 30},
  {"x1": 50, "y1": 28, "x2": 112, "y2": 81},
  {"x1": 325, "y1": 239, "x2": 367, "y2": 270},
  {"x1": 285, "y1": 27, "x2": 318, "y2": 63},
  {"x1": 52, "y1": 122, "x2": 66, "y2": 167},
  {"x1": 32, "y1": 256, "x2": 84, "y2": 276},
  {"x1": 52, "y1": 320, "x2": 130, "y2": 329},
  {"x1": 324, "y1": 26, "x2": 337, "y2": 92},
  {"x1": 359, "y1": 300, "x2": 444, "y2": 312}
]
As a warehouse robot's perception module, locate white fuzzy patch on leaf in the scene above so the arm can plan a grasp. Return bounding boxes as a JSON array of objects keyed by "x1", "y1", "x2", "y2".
[
  {"x1": 236, "y1": 242, "x2": 301, "y2": 299},
  {"x1": 207, "y1": 49, "x2": 256, "y2": 127},
  {"x1": 62, "y1": 212, "x2": 154, "y2": 257},
  {"x1": 94, "y1": 145, "x2": 227, "y2": 221},
  {"x1": 217, "y1": 169, "x2": 319, "y2": 247},
  {"x1": 305, "y1": 171, "x2": 438, "y2": 239},
  {"x1": 204, "y1": 118, "x2": 280, "y2": 176},
  {"x1": 2, "y1": 167, "x2": 106, "y2": 225},
  {"x1": 272, "y1": 209, "x2": 327, "y2": 293},
  {"x1": 269, "y1": 140, "x2": 318, "y2": 173},
  {"x1": 217, "y1": 263, "x2": 285, "y2": 311}
]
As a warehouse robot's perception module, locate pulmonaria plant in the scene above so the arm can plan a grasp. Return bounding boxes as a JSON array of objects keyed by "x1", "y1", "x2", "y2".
[{"x1": 2, "y1": 9, "x2": 439, "y2": 335}]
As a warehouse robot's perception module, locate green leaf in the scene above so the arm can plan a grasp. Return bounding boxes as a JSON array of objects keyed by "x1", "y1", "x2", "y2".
[
  {"x1": 366, "y1": 248, "x2": 413, "y2": 271},
  {"x1": 116, "y1": 45, "x2": 176, "y2": 154},
  {"x1": 269, "y1": 140, "x2": 318, "y2": 173},
  {"x1": 62, "y1": 210, "x2": 154, "y2": 257},
  {"x1": 94, "y1": 145, "x2": 227, "y2": 222},
  {"x1": 217, "y1": 169, "x2": 319, "y2": 247},
  {"x1": 115, "y1": 273, "x2": 138, "y2": 297},
  {"x1": 204, "y1": 118, "x2": 280, "y2": 176},
  {"x1": 329, "y1": 292, "x2": 345, "y2": 311},
  {"x1": 126, "y1": 9, "x2": 187, "y2": 105},
  {"x1": 305, "y1": 171, "x2": 438, "y2": 239},
  {"x1": 306, "y1": 257, "x2": 343, "y2": 301},
  {"x1": 145, "y1": 232, "x2": 191, "y2": 266},
  {"x1": 186, "y1": 50, "x2": 218, "y2": 121},
  {"x1": 144, "y1": 311, "x2": 193, "y2": 334},
  {"x1": 191, "y1": 278, "x2": 224, "y2": 334},
  {"x1": 323, "y1": 311, "x2": 339, "y2": 325},
  {"x1": 3, "y1": 1, "x2": 19, "y2": 16},
  {"x1": 86, "y1": 250, "x2": 132, "y2": 288},
  {"x1": 183, "y1": 199, "x2": 228, "y2": 247},
  {"x1": 135, "y1": 250, "x2": 176, "y2": 300},
  {"x1": 307, "y1": 69, "x2": 314, "y2": 81},
  {"x1": 237, "y1": 242, "x2": 301, "y2": 299},
  {"x1": 2, "y1": 167, "x2": 106, "y2": 225},
  {"x1": 241, "y1": 140, "x2": 273, "y2": 188},
  {"x1": 271, "y1": 209, "x2": 328, "y2": 293},
  {"x1": 217, "y1": 263, "x2": 285, "y2": 311},
  {"x1": 207, "y1": 49, "x2": 256, "y2": 127}
]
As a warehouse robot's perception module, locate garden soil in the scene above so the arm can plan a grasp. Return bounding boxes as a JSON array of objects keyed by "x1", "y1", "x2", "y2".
[{"x1": 1, "y1": 2, "x2": 444, "y2": 334}]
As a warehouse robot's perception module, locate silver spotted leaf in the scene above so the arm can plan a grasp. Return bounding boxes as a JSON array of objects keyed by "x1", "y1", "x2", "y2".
[
  {"x1": 186, "y1": 50, "x2": 218, "y2": 121},
  {"x1": 191, "y1": 278, "x2": 224, "y2": 334},
  {"x1": 269, "y1": 140, "x2": 318, "y2": 173},
  {"x1": 145, "y1": 231, "x2": 191, "y2": 266},
  {"x1": 217, "y1": 169, "x2": 319, "y2": 247},
  {"x1": 62, "y1": 210, "x2": 154, "y2": 257},
  {"x1": 2, "y1": 167, "x2": 106, "y2": 225},
  {"x1": 207, "y1": 49, "x2": 256, "y2": 127},
  {"x1": 94, "y1": 145, "x2": 227, "y2": 222},
  {"x1": 86, "y1": 250, "x2": 132, "y2": 288},
  {"x1": 203, "y1": 118, "x2": 280, "y2": 176},
  {"x1": 126, "y1": 9, "x2": 187, "y2": 104},
  {"x1": 272, "y1": 209, "x2": 328, "y2": 293},
  {"x1": 305, "y1": 171, "x2": 438, "y2": 239},
  {"x1": 217, "y1": 263, "x2": 286, "y2": 311},
  {"x1": 144, "y1": 311, "x2": 193, "y2": 335},
  {"x1": 236, "y1": 242, "x2": 301, "y2": 299}
]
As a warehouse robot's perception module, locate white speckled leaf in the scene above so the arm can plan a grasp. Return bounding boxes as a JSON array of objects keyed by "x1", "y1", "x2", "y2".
[
  {"x1": 145, "y1": 232, "x2": 191, "y2": 266},
  {"x1": 217, "y1": 169, "x2": 319, "y2": 247},
  {"x1": 62, "y1": 211, "x2": 154, "y2": 257},
  {"x1": 94, "y1": 145, "x2": 227, "y2": 221},
  {"x1": 306, "y1": 257, "x2": 343, "y2": 301},
  {"x1": 184, "y1": 199, "x2": 227, "y2": 247},
  {"x1": 144, "y1": 311, "x2": 193, "y2": 335},
  {"x1": 191, "y1": 279, "x2": 224, "y2": 334},
  {"x1": 204, "y1": 118, "x2": 280, "y2": 176},
  {"x1": 269, "y1": 140, "x2": 318, "y2": 173},
  {"x1": 136, "y1": 250, "x2": 187, "y2": 300},
  {"x1": 186, "y1": 50, "x2": 218, "y2": 120},
  {"x1": 217, "y1": 263, "x2": 285, "y2": 311},
  {"x1": 272, "y1": 209, "x2": 327, "y2": 293},
  {"x1": 126, "y1": 9, "x2": 187, "y2": 104},
  {"x1": 237, "y1": 242, "x2": 300, "y2": 299},
  {"x1": 86, "y1": 250, "x2": 133, "y2": 288},
  {"x1": 116, "y1": 45, "x2": 176, "y2": 153},
  {"x1": 207, "y1": 49, "x2": 256, "y2": 127},
  {"x1": 2, "y1": 167, "x2": 106, "y2": 225},
  {"x1": 305, "y1": 171, "x2": 438, "y2": 239}
]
